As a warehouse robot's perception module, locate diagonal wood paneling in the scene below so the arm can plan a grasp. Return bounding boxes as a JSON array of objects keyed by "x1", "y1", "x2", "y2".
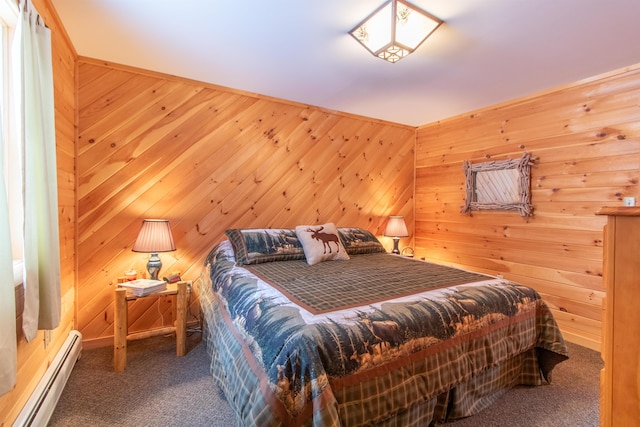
[{"x1": 76, "y1": 58, "x2": 416, "y2": 342}]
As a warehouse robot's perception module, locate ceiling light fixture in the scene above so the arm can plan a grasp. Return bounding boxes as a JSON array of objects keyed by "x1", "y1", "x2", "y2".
[{"x1": 349, "y1": 0, "x2": 443, "y2": 63}]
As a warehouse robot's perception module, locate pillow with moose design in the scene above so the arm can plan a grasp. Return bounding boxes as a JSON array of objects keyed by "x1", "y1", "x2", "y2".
[{"x1": 295, "y1": 223, "x2": 350, "y2": 265}]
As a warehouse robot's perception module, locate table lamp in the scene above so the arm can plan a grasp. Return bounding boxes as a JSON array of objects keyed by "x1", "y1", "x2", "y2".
[
  {"x1": 132, "y1": 219, "x2": 176, "y2": 280},
  {"x1": 384, "y1": 215, "x2": 408, "y2": 254}
]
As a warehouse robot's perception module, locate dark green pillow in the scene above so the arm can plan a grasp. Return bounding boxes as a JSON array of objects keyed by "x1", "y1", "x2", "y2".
[
  {"x1": 225, "y1": 228, "x2": 305, "y2": 265},
  {"x1": 338, "y1": 227, "x2": 387, "y2": 255}
]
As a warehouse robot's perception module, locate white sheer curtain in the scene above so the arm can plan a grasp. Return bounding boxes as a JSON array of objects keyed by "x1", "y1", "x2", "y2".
[
  {"x1": 1, "y1": 0, "x2": 60, "y2": 393},
  {"x1": 12, "y1": 0, "x2": 60, "y2": 345},
  {"x1": 0, "y1": 114, "x2": 17, "y2": 395}
]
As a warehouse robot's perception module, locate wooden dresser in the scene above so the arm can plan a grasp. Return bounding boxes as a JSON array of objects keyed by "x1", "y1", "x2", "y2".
[{"x1": 597, "y1": 206, "x2": 640, "y2": 426}]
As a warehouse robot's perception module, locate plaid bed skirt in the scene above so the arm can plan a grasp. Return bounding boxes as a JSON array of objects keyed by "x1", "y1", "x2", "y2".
[{"x1": 197, "y1": 241, "x2": 568, "y2": 426}]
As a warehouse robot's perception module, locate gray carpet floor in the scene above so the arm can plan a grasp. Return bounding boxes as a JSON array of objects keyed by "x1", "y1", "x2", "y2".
[
  {"x1": 48, "y1": 333, "x2": 235, "y2": 427},
  {"x1": 447, "y1": 341, "x2": 601, "y2": 427},
  {"x1": 49, "y1": 335, "x2": 601, "y2": 426}
]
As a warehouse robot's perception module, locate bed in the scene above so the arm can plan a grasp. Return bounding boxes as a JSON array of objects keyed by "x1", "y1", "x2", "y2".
[{"x1": 196, "y1": 225, "x2": 568, "y2": 426}]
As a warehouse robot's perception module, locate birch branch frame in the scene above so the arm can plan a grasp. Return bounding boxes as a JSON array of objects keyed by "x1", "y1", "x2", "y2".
[{"x1": 461, "y1": 152, "x2": 534, "y2": 217}]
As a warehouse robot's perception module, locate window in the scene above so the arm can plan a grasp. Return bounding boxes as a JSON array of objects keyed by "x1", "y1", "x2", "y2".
[
  {"x1": 0, "y1": 0, "x2": 21, "y2": 286},
  {"x1": 0, "y1": 0, "x2": 18, "y2": 398}
]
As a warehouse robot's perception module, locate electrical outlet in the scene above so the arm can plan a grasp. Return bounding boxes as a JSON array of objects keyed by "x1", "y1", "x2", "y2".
[
  {"x1": 43, "y1": 330, "x2": 52, "y2": 349},
  {"x1": 624, "y1": 197, "x2": 635, "y2": 207}
]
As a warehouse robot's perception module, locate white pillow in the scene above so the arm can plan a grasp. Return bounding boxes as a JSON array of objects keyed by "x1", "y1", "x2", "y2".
[{"x1": 295, "y1": 223, "x2": 350, "y2": 265}]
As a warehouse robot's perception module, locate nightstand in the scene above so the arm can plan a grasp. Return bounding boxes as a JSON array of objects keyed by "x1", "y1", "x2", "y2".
[{"x1": 114, "y1": 281, "x2": 189, "y2": 371}]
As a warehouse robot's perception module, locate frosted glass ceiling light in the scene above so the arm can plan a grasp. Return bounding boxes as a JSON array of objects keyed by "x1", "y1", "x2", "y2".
[{"x1": 350, "y1": 0, "x2": 443, "y2": 63}]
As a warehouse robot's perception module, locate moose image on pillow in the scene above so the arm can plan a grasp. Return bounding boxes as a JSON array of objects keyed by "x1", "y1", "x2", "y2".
[{"x1": 295, "y1": 223, "x2": 350, "y2": 265}]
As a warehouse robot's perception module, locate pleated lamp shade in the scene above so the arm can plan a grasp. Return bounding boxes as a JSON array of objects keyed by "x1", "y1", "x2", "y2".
[
  {"x1": 132, "y1": 219, "x2": 176, "y2": 253},
  {"x1": 384, "y1": 216, "x2": 408, "y2": 254},
  {"x1": 132, "y1": 219, "x2": 176, "y2": 280},
  {"x1": 384, "y1": 216, "x2": 409, "y2": 238}
]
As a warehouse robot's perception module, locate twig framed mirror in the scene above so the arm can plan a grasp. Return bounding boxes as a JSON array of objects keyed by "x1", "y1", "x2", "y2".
[{"x1": 461, "y1": 152, "x2": 534, "y2": 217}]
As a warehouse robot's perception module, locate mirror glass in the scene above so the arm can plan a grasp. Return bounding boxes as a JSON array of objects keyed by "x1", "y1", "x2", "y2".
[{"x1": 475, "y1": 169, "x2": 520, "y2": 204}]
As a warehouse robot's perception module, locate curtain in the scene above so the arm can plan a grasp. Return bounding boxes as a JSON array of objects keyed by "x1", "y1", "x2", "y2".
[
  {"x1": 14, "y1": 0, "x2": 60, "y2": 342},
  {"x1": 0, "y1": 113, "x2": 17, "y2": 395}
]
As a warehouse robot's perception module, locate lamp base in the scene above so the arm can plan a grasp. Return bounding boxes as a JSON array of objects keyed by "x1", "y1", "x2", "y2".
[
  {"x1": 392, "y1": 238, "x2": 400, "y2": 254},
  {"x1": 147, "y1": 253, "x2": 162, "y2": 280}
]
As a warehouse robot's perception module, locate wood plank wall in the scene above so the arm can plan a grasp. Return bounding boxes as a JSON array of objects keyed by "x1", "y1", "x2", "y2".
[
  {"x1": 0, "y1": 0, "x2": 77, "y2": 423},
  {"x1": 415, "y1": 64, "x2": 640, "y2": 351},
  {"x1": 76, "y1": 58, "x2": 416, "y2": 344}
]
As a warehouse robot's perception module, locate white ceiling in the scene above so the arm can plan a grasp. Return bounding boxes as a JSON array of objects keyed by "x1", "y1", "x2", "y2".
[{"x1": 51, "y1": 0, "x2": 640, "y2": 127}]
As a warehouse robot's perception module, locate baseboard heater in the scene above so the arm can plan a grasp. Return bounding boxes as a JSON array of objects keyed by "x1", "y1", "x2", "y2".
[{"x1": 13, "y1": 330, "x2": 82, "y2": 427}]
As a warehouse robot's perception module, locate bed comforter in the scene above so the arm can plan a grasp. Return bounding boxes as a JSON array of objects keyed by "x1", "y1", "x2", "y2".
[{"x1": 198, "y1": 241, "x2": 568, "y2": 426}]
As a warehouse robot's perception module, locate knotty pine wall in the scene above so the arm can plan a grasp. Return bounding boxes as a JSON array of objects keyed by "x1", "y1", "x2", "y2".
[
  {"x1": 76, "y1": 58, "x2": 416, "y2": 344},
  {"x1": 0, "y1": 0, "x2": 77, "y2": 423},
  {"x1": 415, "y1": 64, "x2": 640, "y2": 351}
]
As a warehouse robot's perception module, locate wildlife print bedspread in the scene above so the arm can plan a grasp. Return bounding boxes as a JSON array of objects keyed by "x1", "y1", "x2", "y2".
[{"x1": 202, "y1": 241, "x2": 568, "y2": 426}]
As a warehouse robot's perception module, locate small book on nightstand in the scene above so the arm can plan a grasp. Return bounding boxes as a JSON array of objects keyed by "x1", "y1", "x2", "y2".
[{"x1": 118, "y1": 279, "x2": 166, "y2": 297}]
